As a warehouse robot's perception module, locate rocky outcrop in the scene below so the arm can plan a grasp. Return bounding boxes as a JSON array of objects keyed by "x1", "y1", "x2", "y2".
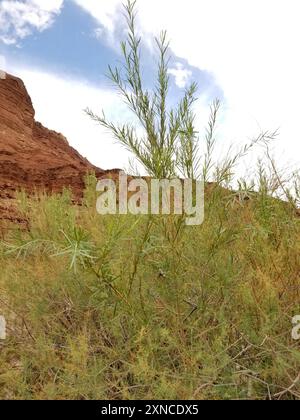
[{"x1": 0, "y1": 72, "x2": 108, "y2": 205}]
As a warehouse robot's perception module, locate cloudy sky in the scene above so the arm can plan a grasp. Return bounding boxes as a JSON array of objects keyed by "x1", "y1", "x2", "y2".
[{"x1": 0, "y1": 0, "x2": 299, "y2": 172}]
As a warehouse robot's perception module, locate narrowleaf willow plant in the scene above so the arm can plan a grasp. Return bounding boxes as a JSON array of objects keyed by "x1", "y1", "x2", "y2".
[
  {"x1": 86, "y1": 0, "x2": 201, "y2": 180},
  {"x1": 86, "y1": 0, "x2": 275, "y2": 186}
]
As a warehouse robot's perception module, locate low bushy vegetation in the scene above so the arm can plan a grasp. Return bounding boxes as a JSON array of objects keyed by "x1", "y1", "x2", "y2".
[{"x1": 0, "y1": 176, "x2": 299, "y2": 400}]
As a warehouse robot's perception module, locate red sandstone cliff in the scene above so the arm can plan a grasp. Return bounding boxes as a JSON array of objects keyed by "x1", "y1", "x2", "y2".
[
  {"x1": 0, "y1": 72, "x2": 121, "y2": 226},
  {"x1": 0, "y1": 73, "x2": 109, "y2": 202}
]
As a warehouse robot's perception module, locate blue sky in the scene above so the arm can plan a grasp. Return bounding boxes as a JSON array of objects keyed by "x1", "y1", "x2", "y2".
[
  {"x1": 0, "y1": 0, "x2": 299, "y2": 173},
  {"x1": 1, "y1": 1, "x2": 120, "y2": 83},
  {"x1": 0, "y1": 0, "x2": 221, "y2": 98}
]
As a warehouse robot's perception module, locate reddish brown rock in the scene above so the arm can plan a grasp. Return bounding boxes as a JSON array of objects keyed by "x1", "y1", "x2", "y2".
[{"x1": 0, "y1": 72, "x2": 110, "y2": 205}]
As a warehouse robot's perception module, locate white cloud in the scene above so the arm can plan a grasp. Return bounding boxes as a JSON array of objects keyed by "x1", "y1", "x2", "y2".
[
  {"x1": 168, "y1": 63, "x2": 192, "y2": 89},
  {"x1": 72, "y1": 0, "x2": 300, "y2": 166},
  {"x1": 0, "y1": 54, "x2": 6, "y2": 69},
  {"x1": 73, "y1": 0, "x2": 120, "y2": 33},
  {"x1": 73, "y1": 0, "x2": 130, "y2": 50},
  {"x1": 5, "y1": 60, "x2": 134, "y2": 170},
  {"x1": 0, "y1": 0, "x2": 64, "y2": 45}
]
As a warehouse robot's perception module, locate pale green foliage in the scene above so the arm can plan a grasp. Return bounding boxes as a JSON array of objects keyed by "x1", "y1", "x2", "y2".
[
  {"x1": 0, "y1": 180, "x2": 299, "y2": 400},
  {"x1": 86, "y1": 0, "x2": 200, "y2": 179},
  {"x1": 86, "y1": 1, "x2": 279, "y2": 188}
]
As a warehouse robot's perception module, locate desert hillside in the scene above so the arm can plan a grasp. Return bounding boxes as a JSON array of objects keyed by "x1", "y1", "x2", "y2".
[
  {"x1": 0, "y1": 74, "x2": 103, "y2": 210},
  {"x1": 0, "y1": 73, "x2": 120, "y2": 225}
]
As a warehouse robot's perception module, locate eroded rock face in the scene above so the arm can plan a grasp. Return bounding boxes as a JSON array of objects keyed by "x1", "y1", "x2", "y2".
[{"x1": 0, "y1": 72, "x2": 106, "y2": 204}]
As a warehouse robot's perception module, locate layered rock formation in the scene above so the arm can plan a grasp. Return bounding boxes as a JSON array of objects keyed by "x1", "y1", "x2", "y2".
[
  {"x1": 0, "y1": 72, "x2": 108, "y2": 204},
  {"x1": 0, "y1": 72, "x2": 121, "y2": 227}
]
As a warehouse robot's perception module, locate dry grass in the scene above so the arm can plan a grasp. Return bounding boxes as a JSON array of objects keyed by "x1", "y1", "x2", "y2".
[{"x1": 0, "y1": 177, "x2": 299, "y2": 400}]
